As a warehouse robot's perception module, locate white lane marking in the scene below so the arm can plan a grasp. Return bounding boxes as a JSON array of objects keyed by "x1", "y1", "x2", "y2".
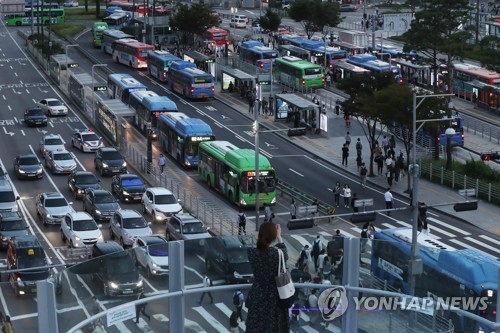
[
  {"x1": 465, "y1": 237, "x2": 500, "y2": 254},
  {"x1": 423, "y1": 224, "x2": 455, "y2": 238},
  {"x1": 427, "y1": 211, "x2": 439, "y2": 217},
  {"x1": 289, "y1": 168, "x2": 304, "y2": 177},
  {"x1": 449, "y1": 239, "x2": 485, "y2": 252},
  {"x1": 21, "y1": 129, "x2": 25, "y2": 136},
  {"x1": 479, "y1": 234, "x2": 500, "y2": 244},
  {"x1": 8, "y1": 105, "x2": 11, "y2": 111},
  {"x1": 2, "y1": 95, "x2": 5, "y2": 100},
  {"x1": 49, "y1": 121, "x2": 54, "y2": 127},
  {"x1": 395, "y1": 220, "x2": 412, "y2": 228},
  {"x1": 215, "y1": 302, "x2": 247, "y2": 331},
  {"x1": 193, "y1": 306, "x2": 231, "y2": 333},
  {"x1": 289, "y1": 234, "x2": 311, "y2": 247},
  {"x1": 14, "y1": 117, "x2": 18, "y2": 123},
  {"x1": 382, "y1": 223, "x2": 398, "y2": 229},
  {"x1": 427, "y1": 217, "x2": 470, "y2": 235}
]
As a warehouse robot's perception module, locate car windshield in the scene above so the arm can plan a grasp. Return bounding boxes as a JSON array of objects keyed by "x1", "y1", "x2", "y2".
[
  {"x1": 106, "y1": 255, "x2": 135, "y2": 274},
  {"x1": 1, "y1": 220, "x2": 24, "y2": 231},
  {"x1": 45, "y1": 138, "x2": 63, "y2": 145},
  {"x1": 73, "y1": 219, "x2": 97, "y2": 231},
  {"x1": 121, "y1": 178, "x2": 143, "y2": 186},
  {"x1": 227, "y1": 249, "x2": 249, "y2": 264},
  {"x1": 94, "y1": 193, "x2": 115, "y2": 204},
  {"x1": 0, "y1": 192, "x2": 15, "y2": 203},
  {"x1": 182, "y1": 222, "x2": 205, "y2": 234},
  {"x1": 123, "y1": 217, "x2": 147, "y2": 229},
  {"x1": 27, "y1": 109, "x2": 44, "y2": 116},
  {"x1": 102, "y1": 151, "x2": 122, "y2": 160},
  {"x1": 75, "y1": 174, "x2": 98, "y2": 184},
  {"x1": 44, "y1": 198, "x2": 68, "y2": 207},
  {"x1": 148, "y1": 243, "x2": 168, "y2": 256},
  {"x1": 54, "y1": 153, "x2": 72, "y2": 161},
  {"x1": 48, "y1": 100, "x2": 63, "y2": 106},
  {"x1": 82, "y1": 133, "x2": 99, "y2": 141},
  {"x1": 19, "y1": 156, "x2": 38, "y2": 165},
  {"x1": 155, "y1": 194, "x2": 177, "y2": 204}
]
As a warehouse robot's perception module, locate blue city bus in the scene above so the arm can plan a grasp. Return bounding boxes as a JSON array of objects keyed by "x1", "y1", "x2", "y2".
[
  {"x1": 107, "y1": 73, "x2": 147, "y2": 104},
  {"x1": 129, "y1": 90, "x2": 178, "y2": 137},
  {"x1": 347, "y1": 54, "x2": 401, "y2": 81},
  {"x1": 147, "y1": 50, "x2": 182, "y2": 82},
  {"x1": 157, "y1": 113, "x2": 215, "y2": 167},
  {"x1": 437, "y1": 114, "x2": 464, "y2": 146},
  {"x1": 373, "y1": 228, "x2": 498, "y2": 333},
  {"x1": 369, "y1": 43, "x2": 418, "y2": 61},
  {"x1": 300, "y1": 41, "x2": 348, "y2": 68},
  {"x1": 167, "y1": 61, "x2": 214, "y2": 100},
  {"x1": 101, "y1": 29, "x2": 134, "y2": 54},
  {"x1": 239, "y1": 40, "x2": 279, "y2": 70}
]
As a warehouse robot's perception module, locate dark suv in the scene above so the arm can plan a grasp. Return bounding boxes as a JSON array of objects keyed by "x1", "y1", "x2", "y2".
[
  {"x1": 94, "y1": 148, "x2": 127, "y2": 176},
  {"x1": 205, "y1": 235, "x2": 255, "y2": 284},
  {"x1": 90, "y1": 242, "x2": 144, "y2": 297},
  {"x1": 83, "y1": 189, "x2": 120, "y2": 222},
  {"x1": 67, "y1": 171, "x2": 101, "y2": 199},
  {"x1": 0, "y1": 211, "x2": 28, "y2": 249}
]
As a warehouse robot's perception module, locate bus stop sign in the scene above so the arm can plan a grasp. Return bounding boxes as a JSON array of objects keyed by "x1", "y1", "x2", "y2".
[{"x1": 257, "y1": 74, "x2": 271, "y2": 85}]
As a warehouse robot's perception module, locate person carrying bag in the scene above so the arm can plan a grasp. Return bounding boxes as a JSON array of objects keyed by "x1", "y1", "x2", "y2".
[{"x1": 276, "y1": 248, "x2": 295, "y2": 309}]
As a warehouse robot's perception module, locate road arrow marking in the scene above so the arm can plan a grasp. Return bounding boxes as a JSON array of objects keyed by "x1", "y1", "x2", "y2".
[{"x1": 2, "y1": 127, "x2": 14, "y2": 136}]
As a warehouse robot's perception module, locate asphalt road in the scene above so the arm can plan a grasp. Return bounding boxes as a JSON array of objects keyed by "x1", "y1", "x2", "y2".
[{"x1": 1, "y1": 20, "x2": 499, "y2": 332}]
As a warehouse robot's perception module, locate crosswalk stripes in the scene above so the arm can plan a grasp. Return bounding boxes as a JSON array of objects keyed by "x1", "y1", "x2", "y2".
[
  {"x1": 215, "y1": 302, "x2": 247, "y2": 331},
  {"x1": 479, "y1": 234, "x2": 499, "y2": 244},
  {"x1": 193, "y1": 305, "x2": 231, "y2": 332},
  {"x1": 464, "y1": 237, "x2": 500, "y2": 254},
  {"x1": 427, "y1": 217, "x2": 471, "y2": 235}
]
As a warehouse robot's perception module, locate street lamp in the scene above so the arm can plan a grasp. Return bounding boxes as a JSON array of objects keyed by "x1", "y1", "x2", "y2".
[
  {"x1": 91, "y1": 64, "x2": 108, "y2": 122},
  {"x1": 445, "y1": 127, "x2": 456, "y2": 170},
  {"x1": 253, "y1": 114, "x2": 260, "y2": 231}
]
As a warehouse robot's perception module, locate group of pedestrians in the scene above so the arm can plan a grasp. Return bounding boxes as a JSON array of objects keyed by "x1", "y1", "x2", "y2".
[
  {"x1": 373, "y1": 135, "x2": 406, "y2": 187},
  {"x1": 333, "y1": 182, "x2": 355, "y2": 209}
]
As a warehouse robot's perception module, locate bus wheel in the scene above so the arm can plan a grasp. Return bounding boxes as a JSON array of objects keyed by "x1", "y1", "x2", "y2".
[
  {"x1": 228, "y1": 191, "x2": 233, "y2": 202},
  {"x1": 207, "y1": 176, "x2": 212, "y2": 190},
  {"x1": 16, "y1": 21, "x2": 21, "y2": 26}
]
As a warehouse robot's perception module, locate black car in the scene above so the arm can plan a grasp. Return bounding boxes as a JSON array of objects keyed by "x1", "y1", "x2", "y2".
[
  {"x1": 24, "y1": 107, "x2": 48, "y2": 127},
  {"x1": 94, "y1": 147, "x2": 127, "y2": 176},
  {"x1": 83, "y1": 189, "x2": 120, "y2": 222},
  {"x1": 13, "y1": 154, "x2": 43, "y2": 180},
  {"x1": 90, "y1": 242, "x2": 144, "y2": 297},
  {"x1": 0, "y1": 211, "x2": 28, "y2": 249},
  {"x1": 205, "y1": 235, "x2": 255, "y2": 284},
  {"x1": 67, "y1": 171, "x2": 101, "y2": 199},
  {"x1": 111, "y1": 174, "x2": 146, "y2": 203}
]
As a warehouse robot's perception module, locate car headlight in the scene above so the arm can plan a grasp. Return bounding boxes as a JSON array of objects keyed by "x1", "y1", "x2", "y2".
[
  {"x1": 136, "y1": 279, "x2": 143, "y2": 287},
  {"x1": 94, "y1": 209, "x2": 101, "y2": 215},
  {"x1": 122, "y1": 162, "x2": 127, "y2": 167},
  {"x1": 152, "y1": 263, "x2": 159, "y2": 268},
  {"x1": 78, "y1": 189, "x2": 84, "y2": 194},
  {"x1": 98, "y1": 234, "x2": 104, "y2": 241},
  {"x1": 234, "y1": 271, "x2": 242, "y2": 278},
  {"x1": 19, "y1": 169, "x2": 26, "y2": 174},
  {"x1": 1, "y1": 235, "x2": 6, "y2": 241},
  {"x1": 122, "y1": 191, "x2": 130, "y2": 196},
  {"x1": 75, "y1": 236, "x2": 81, "y2": 241},
  {"x1": 83, "y1": 142, "x2": 89, "y2": 146},
  {"x1": 109, "y1": 282, "x2": 118, "y2": 289},
  {"x1": 46, "y1": 213, "x2": 51, "y2": 218},
  {"x1": 155, "y1": 213, "x2": 164, "y2": 220},
  {"x1": 102, "y1": 163, "x2": 109, "y2": 168}
]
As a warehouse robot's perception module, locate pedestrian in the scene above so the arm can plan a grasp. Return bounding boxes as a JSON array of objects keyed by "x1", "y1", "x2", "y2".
[
  {"x1": 310, "y1": 235, "x2": 323, "y2": 272},
  {"x1": 248, "y1": 89, "x2": 256, "y2": 113},
  {"x1": 385, "y1": 154, "x2": 394, "y2": 173},
  {"x1": 158, "y1": 154, "x2": 166, "y2": 173},
  {"x1": 322, "y1": 256, "x2": 332, "y2": 279},
  {"x1": 360, "y1": 222, "x2": 369, "y2": 253},
  {"x1": 356, "y1": 155, "x2": 363, "y2": 172},
  {"x1": 384, "y1": 188, "x2": 393, "y2": 216},
  {"x1": 359, "y1": 163, "x2": 368, "y2": 187},
  {"x1": 317, "y1": 249, "x2": 327, "y2": 273},
  {"x1": 326, "y1": 73, "x2": 331, "y2": 86},
  {"x1": 299, "y1": 244, "x2": 311, "y2": 268},
  {"x1": 333, "y1": 182, "x2": 341, "y2": 207},
  {"x1": 345, "y1": 131, "x2": 351, "y2": 146},
  {"x1": 233, "y1": 289, "x2": 245, "y2": 321},
  {"x1": 257, "y1": 99, "x2": 262, "y2": 114},
  {"x1": 373, "y1": 142, "x2": 382, "y2": 158},
  {"x1": 335, "y1": 100, "x2": 340, "y2": 115},
  {"x1": 355, "y1": 138, "x2": 362, "y2": 158},
  {"x1": 262, "y1": 99, "x2": 269, "y2": 118},
  {"x1": 199, "y1": 272, "x2": 213, "y2": 305},
  {"x1": 237, "y1": 209, "x2": 247, "y2": 235},
  {"x1": 135, "y1": 292, "x2": 151, "y2": 323},
  {"x1": 327, "y1": 231, "x2": 343, "y2": 263},
  {"x1": 394, "y1": 161, "x2": 401, "y2": 183},
  {"x1": 344, "y1": 111, "x2": 350, "y2": 128},
  {"x1": 0, "y1": 314, "x2": 13, "y2": 333},
  {"x1": 268, "y1": 95, "x2": 274, "y2": 116},
  {"x1": 246, "y1": 223, "x2": 290, "y2": 333},
  {"x1": 389, "y1": 135, "x2": 396, "y2": 150},
  {"x1": 375, "y1": 154, "x2": 384, "y2": 175},
  {"x1": 229, "y1": 311, "x2": 240, "y2": 333},
  {"x1": 290, "y1": 199, "x2": 297, "y2": 219},
  {"x1": 351, "y1": 193, "x2": 359, "y2": 213},
  {"x1": 307, "y1": 289, "x2": 319, "y2": 326},
  {"x1": 342, "y1": 184, "x2": 351, "y2": 208},
  {"x1": 382, "y1": 135, "x2": 389, "y2": 156},
  {"x1": 264, "y1": 203, "x2": 273, "y2": 223},
  {"x1": 341, "y1": 143, "x2": 349, "y2": 166},
  {"x1": 397, "y1": 151, "x2": 405, "y2": 177},
  {"x1": 386, "y1": 169, "x2": 393, "y2": 187},
  {"x1": 291, "y1": 262, "x2": 303, "y2": 283}
]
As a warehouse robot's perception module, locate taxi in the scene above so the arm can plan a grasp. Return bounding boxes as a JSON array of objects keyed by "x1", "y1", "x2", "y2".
[{"x1": 71, "y1": 128, "x2": 105, "y2": 152}]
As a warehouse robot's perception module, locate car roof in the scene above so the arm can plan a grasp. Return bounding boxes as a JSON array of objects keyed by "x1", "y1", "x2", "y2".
[
  {"x1": 147, "y1": 187, "x2": 173, "y2": 195},
  {"x1": 220, "y1": 235, "x2": 257, "y2": 249},
  {"x1": 117, "y1": 209, "x2": 142, "y2": 218},
  {"x1": 42, "y1": 192, "x2": 65, "y2": 199},
  {"x1": 73, "y1": 171, "x2": 95, "y2": 177},
  {"x1": 52, "y1": 149, "x2": 71, "y2": 155},
  {"x1": 93, "y1": 241, "x2": 123, "y2": 255},
  {"x1": 67, "y1": 211, "x2": 93, "y2": 220},
  {"x1": 13, "y1": 235, "x2": 41, "y2": 248},
  {"x1": 116, "y1": 174, "x2": 140, "y2": 180},
  {"x1": 0, "y1": 180, "x2": 13, "y2": 191},
  {"x1": 26, "y1": 107, "x2": 43, "y2": 111},
  {"x1": 17, "y1": 153, "x2": 38, "y2": 159},
  {"x1": 0, "y1": 211, "x2": 22, "y2": 220},
  {"x1": 99, "y1": 147, "x2": 118, "y2": 152},
  {"x1": 173, "y1": 213, "x2": 201, "y2": 224},
  {"x1": 89, "y1": 189, "x2": 113, "y2": 196},
  {"x1": 139, "y1": 235, "x2": 167, "y2": 245},
  {"x1": 44, "y1": 98, "x2": 60, "y2": 102},
  {"x1": 42, "y1": 133, "x2": 63, "y2": 139}
]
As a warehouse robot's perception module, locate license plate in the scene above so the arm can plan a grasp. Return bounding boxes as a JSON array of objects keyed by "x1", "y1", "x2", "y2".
[
  {"x1": 134, "y1": 196, "x2": 141, "y2": 200},
  {"x1": 27, "y1": 174, "x2": 36, "y2": 177},
  {"x1": 31, "y1": 288, "x2": 37, "y2": 293},
  {"x1": 123, "y1": 290, "x2": 133, "y2": 294}
]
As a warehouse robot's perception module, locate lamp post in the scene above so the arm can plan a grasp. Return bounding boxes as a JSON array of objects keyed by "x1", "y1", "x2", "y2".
[
  {"x1": 91, "y1": 64, "x2": 108, "y2": 122},
  {"x1": 253, "y1": 111, "x2": 260, "y2": 231},
  {"x1": 409, "y1": 92, "x2": 454, "y2": 296},
  {"x1": 445, "y1": 127, "x2": 455, "y2": 170},
  {"x1": 231, "y1": 7, "x2": 238, "y2": 37}
]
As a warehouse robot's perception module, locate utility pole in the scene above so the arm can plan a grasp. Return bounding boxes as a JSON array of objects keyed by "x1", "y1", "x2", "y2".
[
  {"x1": 475, "y1": 0, "x2": 480, "y2": 43},
  {"x1": 253, "y1": 106, "x2": 260, "y2": 231},
  {"x1": 371, "y1": 8, "x2": 378, "y2": 50}
]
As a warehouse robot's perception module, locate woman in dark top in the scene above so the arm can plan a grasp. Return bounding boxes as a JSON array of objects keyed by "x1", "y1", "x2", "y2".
[{"x1": 246, "y1": 223, "x2": 290, "y2": 333}]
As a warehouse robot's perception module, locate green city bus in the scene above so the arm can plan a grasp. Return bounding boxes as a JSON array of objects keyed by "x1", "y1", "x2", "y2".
[
  {"x1": 198, "y1": 140, "x2": 277, "y2": 207},
  {"x1": 6, "y1": 8, "x2": 65, "y2": 26},
  {"x1": 275, "y1": 55, "x2": 324, "y2": 89},
  {"x1": 92, "y1": 22, "x2": 109, "y2": 48}
]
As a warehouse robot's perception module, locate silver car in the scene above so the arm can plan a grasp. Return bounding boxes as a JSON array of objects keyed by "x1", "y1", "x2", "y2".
[
  {"x1": 109, "y1": 209, "x2": 152, "y2": 247},
  {"x1": 37, "y1": 98, "x2": 68, "y2": 116},
  {"x1": 39, "y1": 134, "x2": 65, "y2": 158},
  {"x1": 45, "y1": 150, "x2": 77, "y2": 174},
  {"x1": 36, "y1": 192, "x2": 75, "y2": 226},
  {"x1": 132, "y1": 235, "x2": 169, "y2": 278}
]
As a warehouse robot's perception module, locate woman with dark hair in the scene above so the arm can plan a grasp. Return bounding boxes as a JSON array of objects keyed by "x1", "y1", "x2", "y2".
[{"x1": 246, "y1": 223, "x2": 290, "y2": 333}]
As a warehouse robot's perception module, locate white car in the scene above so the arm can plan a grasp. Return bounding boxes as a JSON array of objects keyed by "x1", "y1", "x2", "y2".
[
  {"x1": 37, "y1": 98, "x2": 68, "y2": 116},
  {"x1": 39, "y1": 134, "x2": 65, "y2": 157},
  {"x1": 63, "y1": 0, "x2": 79, "y2": 6},
  {"x1": 45, "y1": 149, "x2": 77, "y2": 174},
  {"x1": 36, "y1": 192, "x2": 75, "y2": 226},
  {"x1": 133, "y1": 235, "x2": 169, "y2": 278},
  {"x1": 61, "y1": 211, "x2": 103, "y2": 248},
  {"x1": 234, "y1": 14, "x2": 248, "y2": 23},
  {"x1": 141, "y1": 187, "x2": 183, "y2": 222},
  {"x1": 110, "y1": 209, "x2": 152, "y2": 247},
  {"x1": 71, "y1": 128, "x2": 105, "y2": 152},
  {"x1": 230, "y1": 18, "x2": 247, "y2": 29}
]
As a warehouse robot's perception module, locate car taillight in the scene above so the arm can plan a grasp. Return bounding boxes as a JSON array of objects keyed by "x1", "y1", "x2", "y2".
[
  {"x1": 302, "y1": 79, "x2": 305, "y2": 86},
  {"x1": 190, "y1": 87, "x2": 194, "y2": 94}
]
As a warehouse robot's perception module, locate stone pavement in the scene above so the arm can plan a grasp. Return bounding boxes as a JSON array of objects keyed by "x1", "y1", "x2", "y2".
[{"x1": 214, "y1": 87, "x2": 500, "y2": 236}]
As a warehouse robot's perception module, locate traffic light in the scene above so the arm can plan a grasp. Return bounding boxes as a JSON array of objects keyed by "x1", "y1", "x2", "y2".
[
  {"x1": 453, "y1": 201, "x2": 478, "y2": 212},
  {"x1": 480, "y1": 152, "x2": 500, "y2": 161},
  {"x1": 287, "y1": 128, "x2": 306, "y2": 137}
]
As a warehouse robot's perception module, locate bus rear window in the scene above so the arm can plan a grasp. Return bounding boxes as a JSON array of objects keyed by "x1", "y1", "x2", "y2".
[
  {"x1": 304, "y1": 68, "x2": 321, "y2": 75},
  {"x1": 194, "y1": 76, "x2": 212, "y2": 84}
]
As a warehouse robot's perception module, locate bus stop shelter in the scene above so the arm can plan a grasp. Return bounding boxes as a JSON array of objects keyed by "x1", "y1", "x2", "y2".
[
  {"x1": 183, "y1": 51, "x2": 215, "y2": 77},
  {"x1": 274, "y1": 93, "x2": 321, "y2": 133},
  {"x1": 220, "y1": 68, "x2": 256, "y2": 93}
]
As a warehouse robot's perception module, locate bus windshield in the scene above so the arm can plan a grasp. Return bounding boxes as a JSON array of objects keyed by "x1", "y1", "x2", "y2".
[{"x1": 240, "y1": 172, "x2": 276, "y2": 194}]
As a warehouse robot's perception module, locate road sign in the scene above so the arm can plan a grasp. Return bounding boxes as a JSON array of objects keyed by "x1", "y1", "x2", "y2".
[
  {"x1": 93, "y1": 85, "x2": 107, "y2": 92},
  {"x1": 354, "y1": 199, "x2": 373, "y2": 208},
  {"x1": 257, "y1": 74, "x2": 271, "y2": 85},
  {"x1": 458, "y1": 189, "x2": 476, "y2": 197}
]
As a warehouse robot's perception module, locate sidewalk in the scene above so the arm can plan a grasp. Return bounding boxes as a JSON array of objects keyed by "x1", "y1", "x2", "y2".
[{"x1": 214, "y1": 88, "x2": 500, "y2": 236}]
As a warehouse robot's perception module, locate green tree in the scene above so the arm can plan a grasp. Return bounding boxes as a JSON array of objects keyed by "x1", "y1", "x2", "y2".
[
  {"x1": 476, "y1": 36, "x2": 500, "y2": 72},
  {"x1": 288, "y1": 0, "x2": 341, "y2": 39},
  {"x1": 259, "y1": 8, "x2": 281, "y2": 33},
  {"x1": 402, "y1": 0, "x2": 472, "y2": 92},
  {"x1": 169, "y1": 3, "x2": 219, "y2": 45}
]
